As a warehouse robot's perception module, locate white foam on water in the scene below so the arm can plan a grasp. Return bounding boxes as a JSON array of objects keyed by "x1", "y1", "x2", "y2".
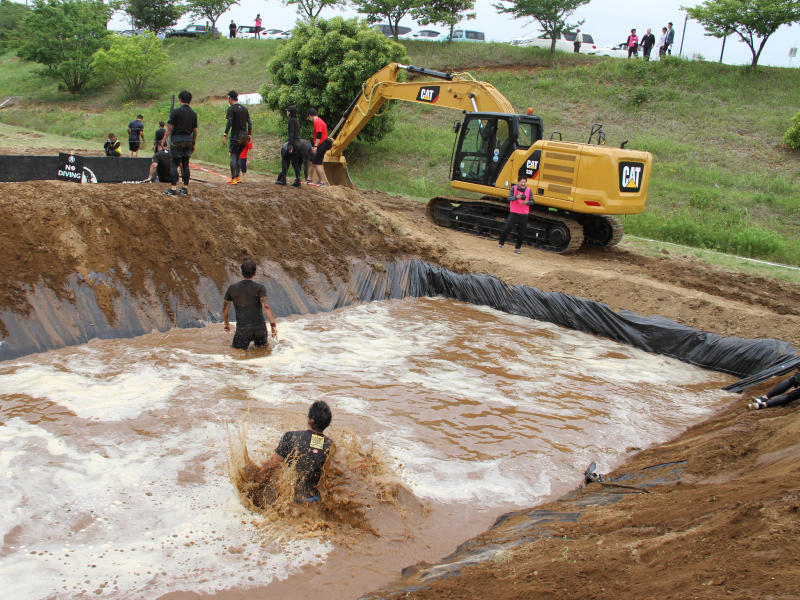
[{"x1": 0, "y1": 296, "x2": 734, "y2": 598}]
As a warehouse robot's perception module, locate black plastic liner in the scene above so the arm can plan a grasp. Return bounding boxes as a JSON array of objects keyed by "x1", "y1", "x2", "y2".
[
  {"x1": 1, "y1": 259, "x2": 795, "y2": 381},
  {"x1": 722, "y1": 356, "x2": 800, "y2": 393}
]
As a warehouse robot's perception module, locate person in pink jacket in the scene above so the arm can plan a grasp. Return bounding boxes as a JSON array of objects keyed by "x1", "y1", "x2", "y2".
[{"x1": 497, "y1": 176, "x2": 533, "y2": 254}]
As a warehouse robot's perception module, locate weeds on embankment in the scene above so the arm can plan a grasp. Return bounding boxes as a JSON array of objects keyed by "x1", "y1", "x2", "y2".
[{"x1": 0, "y1": 40, "x2": 798, "y2": 265}]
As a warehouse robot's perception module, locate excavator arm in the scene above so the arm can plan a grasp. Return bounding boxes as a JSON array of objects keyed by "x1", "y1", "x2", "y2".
[{"x1": 324, "y1": 63, "x2": 515, "y2": 186}]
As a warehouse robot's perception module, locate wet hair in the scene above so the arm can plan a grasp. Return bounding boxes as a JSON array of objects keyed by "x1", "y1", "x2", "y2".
[
  {"x1": 137, "y1": 114, "x2": 143, "y2": 119},
  {"x1": 178, "y1": 90, "x2": 192, "y2": 104},
  {"x1": 308, "y1": 401, "x2": 332, "y2": 432},
  {"x1": 227, "y1": 90, "x2": 238, "y2": 100},
  {"x1": 159, "y1": 120, "x2": 165, "y2": 127},
  {"x1": 307, "y1": 107, "x2": 318, "y2": 117},
  {"x1": 240, "y1": 260, "x2": 256, "y2": 278},
  {"x1": 285, "y1": 105, "x2": 297, "y2": 117}
]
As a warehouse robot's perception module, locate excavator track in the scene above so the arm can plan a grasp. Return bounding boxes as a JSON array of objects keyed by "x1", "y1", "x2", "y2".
[
  {"x1": 580, "y1": 215, "x2": 624, "y2": 248},
  {"x1": 427, "y1": 197, "x2": 585, "y2": 254}
]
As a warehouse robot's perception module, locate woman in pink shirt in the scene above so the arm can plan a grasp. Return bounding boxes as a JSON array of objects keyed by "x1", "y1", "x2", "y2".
[{"x1": 497, "y1": 176, "x2": 533, "y2": 254}]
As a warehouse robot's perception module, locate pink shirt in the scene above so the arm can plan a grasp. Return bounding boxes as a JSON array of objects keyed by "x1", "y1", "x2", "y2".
[{"x1": 509, "y1": 185, "x2": 531, "y2": 214}]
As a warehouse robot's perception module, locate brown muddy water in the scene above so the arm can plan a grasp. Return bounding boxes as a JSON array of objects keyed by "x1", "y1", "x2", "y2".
[{"x1": 0, "y1": 297, "x2": 736, "y2": 599}]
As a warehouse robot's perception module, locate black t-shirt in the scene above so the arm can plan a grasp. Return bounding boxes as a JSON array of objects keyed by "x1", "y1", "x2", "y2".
[
  {"x1": 275, "y1": 430, "x2": 333, "y2": 499},
  {"x1": 223, "y1": 279, "x2": 267, "y2": 329},
  {"x1": 152, "y1": 150, "x2": 171, "y2": 181},
  {"x1": 128, "y1": 119, "x2": 144, "y2": 142},
  {"x1": 169, "y1": 104, "x2": 198, "y2": 143},
  {"x1": 154, "y1": 127, "x2": 166, "y2": 145},
  {"x1": 225, "y1": 103, "x2": 252, "y2": 139}
]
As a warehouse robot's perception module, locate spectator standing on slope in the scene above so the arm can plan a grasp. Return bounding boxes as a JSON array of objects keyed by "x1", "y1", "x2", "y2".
[
  {"x1": 658, "y1": 27, "x2": 668, "y2": 58},
  {"x1": 127, "y1": 114, "x2": 145, "y2": 157},
  {"x1": 641, "y1": 28, "x2": 656, "y2": 60},
  {"x1": 222, "y1": 90, "x2": 252, "y2": 185},
  {"x1": 163, "y1": 90, "x2": 197, "y2": 197},
  {"x1": 627, "y1": 29, "x2": 639, "y2": 58},
  {"x1": 573, "y1": 30, "x2": 581, "y2": 53},
  {"x1": 229, "y1": 20, "x2": 236, "y2": 38},
  {"x1": 665, "y1": 21, "x2": 675, "y2": 55},
  {"x1": 307, "y1": 107, "x2": 330, "y2": 186},
  {"x1": 254, "y1": 14, "x2": 262, "y2": 38}
]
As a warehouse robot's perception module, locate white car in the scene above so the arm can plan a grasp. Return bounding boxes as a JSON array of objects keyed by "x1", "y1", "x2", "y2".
[
  {"x1": 401, "y1": 29, "x2": 441, "y2": 41},
  {"x1": 260, "y1": 29, "x2": 290, "y2": 40},
  {"x1": 435, "y1": 29, "x2": 485, "y2": 42},
  {"x1": 589, "y1": 42, "x2": 629, "y2": 58},
  {"x1": 511, "y1": 31, "x2": 597, "y2": 54}
]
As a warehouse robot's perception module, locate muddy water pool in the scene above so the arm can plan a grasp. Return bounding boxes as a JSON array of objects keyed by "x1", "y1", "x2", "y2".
[{"x1": 0, "y1": 297, "x2": 736, "y2": 599}]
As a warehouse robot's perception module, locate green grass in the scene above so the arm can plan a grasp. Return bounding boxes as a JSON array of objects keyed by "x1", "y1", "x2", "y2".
[{"x1": 1, "y1": 40, "x2": 799, "y2": 265}]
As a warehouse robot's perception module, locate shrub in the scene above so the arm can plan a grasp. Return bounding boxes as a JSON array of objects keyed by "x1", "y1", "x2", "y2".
[
  {"x1": 91, "y1": 33, "x2": 168, "y2": 99},
  {"x1": 261, "y1": 17, "x2": 406, "y2": 143},
  {"x1": 782, "y1": 111, "x2": 800, "y2": 150}
]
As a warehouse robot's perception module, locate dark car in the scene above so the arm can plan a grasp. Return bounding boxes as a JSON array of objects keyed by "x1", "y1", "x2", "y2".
[{"x1": 165, "y1": 24, "x2": 220, "y2": 38}]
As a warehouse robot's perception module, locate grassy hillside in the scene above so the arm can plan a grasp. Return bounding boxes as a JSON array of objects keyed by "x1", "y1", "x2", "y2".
[{"x1": 1, "y1": 38, "x2": 799, "y2": 265}]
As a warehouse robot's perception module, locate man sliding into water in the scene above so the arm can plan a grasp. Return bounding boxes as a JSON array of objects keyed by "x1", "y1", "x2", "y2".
[{"x1": 244, "y1": 400, "x2": 334, "y2": 507}]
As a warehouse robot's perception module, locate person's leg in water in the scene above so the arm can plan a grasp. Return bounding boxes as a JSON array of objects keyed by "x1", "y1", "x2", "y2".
[{"x1": 749, "y1": 371, "x2": 800, "y2": 409}]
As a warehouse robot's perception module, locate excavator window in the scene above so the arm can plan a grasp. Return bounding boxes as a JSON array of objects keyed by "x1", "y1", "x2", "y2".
[{"x1": 454, "y1": 117, "x2": 493, "y2": 183}]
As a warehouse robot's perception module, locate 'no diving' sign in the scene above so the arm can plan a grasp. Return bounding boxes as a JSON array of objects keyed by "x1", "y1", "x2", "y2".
[{"x1": 57, "y1": 153, "x2": 84, "y2": 183}]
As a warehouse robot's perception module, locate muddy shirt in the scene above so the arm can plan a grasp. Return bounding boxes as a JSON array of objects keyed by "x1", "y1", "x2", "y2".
[
  {"x1": 275, "y1": 430, "x2": 333, "y2": 499},
  {"x1": 223, "y1": 279, "x2": 267, "y2": 330}
]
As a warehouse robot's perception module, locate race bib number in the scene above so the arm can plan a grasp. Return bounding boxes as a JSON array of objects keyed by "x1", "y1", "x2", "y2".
[{"x1": 310, "y1": 434, "x2": 325, "y2": 450}]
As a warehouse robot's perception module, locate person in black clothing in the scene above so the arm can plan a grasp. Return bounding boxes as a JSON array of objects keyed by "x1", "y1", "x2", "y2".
[
  {"x1": 248, "y1": 400, "x2": 334, "y2": 506},
  {"x1": 142, "y1": 143, "x2": 171, "y2": 182},
  {"x1": 104, "y1": 133, "x2": 121, "y2": 157},
  {"x1": 641, "y1": 28, "x2": 656, "y2": 60},
  {"x1": 276, "y1": 105, "x2": 302, "y2": 187},
  {"x1": 280, "y1": 138, "x2": 311, "y2": 182},
  {"x1": 229, "y1": 20, "x2": 236, "y2": 38},
  {"x1": 222, "y1": 260, "x2": 278, "y2": 349},
  {"x1": 127, "y1": 114, "x2": 145, "y2": 157},
  {"x1": 163, "y1": 90, "x2": 197, "y2": 196},
  {"x1": 222, "y1": 90, "x2": 252, "y2": 184},
  {"x1": 749, "y1": 368, "x2": 800, "y2": 410},
  {"x1": 153, "y1": 121, "x2": 166, "y2": 152}
]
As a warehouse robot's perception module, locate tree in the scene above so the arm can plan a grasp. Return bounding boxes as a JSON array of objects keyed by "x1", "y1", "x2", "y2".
[
  {"x1": 0, "y1": 0, "x2": 29, "y2": 50},
  {"x1": 15, "y1": 0, "x2": 112, "y2": 93},
  {"x1": 92, "y1": 32, "x2": 168, "y2": 98},
  {"x1": 684, "y1": 0, "x2": 800, "y2": 68},
  {"x1": 411, "y1": 0, "x2": 476, "y2": 40},
  {"x1": 124, "y1": 0, "x2": 183, "y2": 33},
  {"x1": 261, "y1": 17, "x2": 406, "y2": 143},
  {"x1": 185, "y1": 0, "x2": 239, "y2": 33},
  {"x1": 494, "y1": 0, "x2": 589, "y2": 57},
  {"x1": 285, "y1": 0, "x2": 347, "y2": 22},
  {"x1": 353, "y1": 0, "x2": 422, "y2": 40}
]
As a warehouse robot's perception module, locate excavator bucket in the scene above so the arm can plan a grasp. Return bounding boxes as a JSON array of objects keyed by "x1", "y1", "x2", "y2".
[{"x1": 323, "y1": 156, "x2": 354, "y2": 188}]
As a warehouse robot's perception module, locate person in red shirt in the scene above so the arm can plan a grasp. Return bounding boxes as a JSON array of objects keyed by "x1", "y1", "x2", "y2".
[
  {"x1": 627, "y1": 28, "x2": 639, "y2": 58},
  {"x1": 497, "y1": 176, "x2": 533, "y2": 254},
  {"x1": 307, "y1": 107, "x2": 331, "y2": 186},
  {"x1": 239, "y1": 138, "x2": 253, "y2": 182}
]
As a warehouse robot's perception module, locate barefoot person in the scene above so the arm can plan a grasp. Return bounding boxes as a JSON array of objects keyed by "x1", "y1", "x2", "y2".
[
  {"x1": 222, "y1": 260, "x2": 278, "y2": 349},
  {"x1": 247, "y1": 400, "x2": 334, "y2": 506}
]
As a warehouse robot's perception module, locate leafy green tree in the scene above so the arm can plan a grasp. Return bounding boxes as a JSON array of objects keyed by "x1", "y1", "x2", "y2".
[
  {"x1": 185, "y1": 0, "x2": 239, "y2": 33},
  {"x1": 493, "y1": 0, "x2": 589, "y2": 58},
  {"x1": 684, "y1": 0, "x2": 800, "y2": 68},
  {"x1": 124, "y1": 0, "x2": 183, "y2": 33},
  {"x1": 92, "y1": 32, "x2": 168, "y2": 98},
  {"x1": 285, "y1": 0, "x2": 347, "y2": 22},
  {"x1": 0, "y1": 0, "x2": 29, "y2": 50},
  {"x1": 15, "y1": 0, "x2": 112, "y2": 93},
  {"x1": 411, "y1": 0, "x2": 475, "y2": 40},
  {"x1": 353, "y1": 0, "x2": 422, "y2": 40},
  {"x1": 261, "y1": 17, "x2": 406, "y2": 143}
]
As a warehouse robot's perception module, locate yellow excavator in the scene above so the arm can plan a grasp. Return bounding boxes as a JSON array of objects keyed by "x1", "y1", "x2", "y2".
[{"x1": 323, "y1": 63, "x2": 652, "y2": 253}]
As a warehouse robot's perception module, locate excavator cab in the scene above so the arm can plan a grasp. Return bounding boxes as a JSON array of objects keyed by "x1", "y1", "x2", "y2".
[{"x1": 451, "y1": 113, "x2": 543, "y2": 187}]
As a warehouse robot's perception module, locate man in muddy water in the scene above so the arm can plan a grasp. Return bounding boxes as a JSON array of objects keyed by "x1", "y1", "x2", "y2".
[
  {"x1": 248, "y1": 400, "x2": 334, "y2": 506},
  {"x1": 222, "y1": 260, "x2": 278, "y2": 349}
]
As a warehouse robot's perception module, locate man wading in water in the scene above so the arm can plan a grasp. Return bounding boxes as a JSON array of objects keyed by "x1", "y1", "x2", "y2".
[
  {"x1": 222, "y1": 260, "x2": 278, "y2": 349},
  {"x1": 246, "y1": 400, "x2": 334, "y2": 506}
]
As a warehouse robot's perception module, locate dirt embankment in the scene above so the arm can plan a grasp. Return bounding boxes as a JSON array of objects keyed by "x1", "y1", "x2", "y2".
[{"x1": 1, "y1": 178, "x2": 799, "y2": 599}]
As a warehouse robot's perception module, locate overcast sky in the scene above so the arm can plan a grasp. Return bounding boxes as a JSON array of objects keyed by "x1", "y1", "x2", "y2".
[{"x1": 106, "y1": 0, "x2": 800, "y2": 68}]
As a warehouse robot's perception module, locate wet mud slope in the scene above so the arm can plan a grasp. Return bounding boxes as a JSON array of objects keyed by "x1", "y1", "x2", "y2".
[{"x1": 1, "y1": 179, "x2": 799, "y2": 599}]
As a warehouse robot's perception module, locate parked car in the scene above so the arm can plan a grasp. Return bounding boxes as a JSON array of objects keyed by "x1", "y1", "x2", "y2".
[
  {"x1": 260, "y1": 29, "x2": 290, "y2": 40},
  {"x1": 372, "y1": 24, "x2": 412, "y2": 37},
  {"x1": 589, "y1": 42, "x2": 629, "y2": 58},
  {"x1": 165, "y1": 24, "x2": 220, "y2": 38},
  {"x1": 236, "y1": 25, "x2": 262, "y2": 38},
  {"x1": 401, "y1": 29, "x2": 441, "y2": 41},
  {"x1": 511, "y1": 31, "x2": 596, "y2": 53},
  {"x1": 435, "y1": 29, "x2": 485, "y2": 42},
  {"x1": 115, "y1": 29, "x2": 145, "y2": 37}
]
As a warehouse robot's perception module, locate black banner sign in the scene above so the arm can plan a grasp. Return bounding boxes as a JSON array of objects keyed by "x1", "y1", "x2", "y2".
[{"x1": 57, "y1": 153, "x2": 84, "y2": 183}]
